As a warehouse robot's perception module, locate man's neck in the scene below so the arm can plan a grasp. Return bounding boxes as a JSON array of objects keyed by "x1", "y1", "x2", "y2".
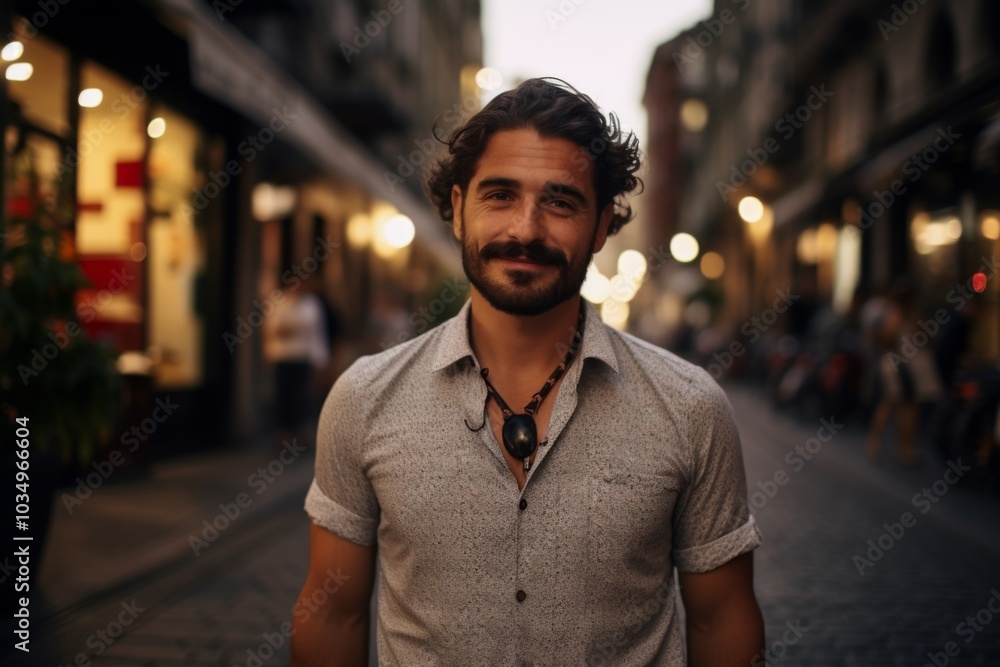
[{"x1": 468, "y1": 290, "x2": 583, "y2": 383}]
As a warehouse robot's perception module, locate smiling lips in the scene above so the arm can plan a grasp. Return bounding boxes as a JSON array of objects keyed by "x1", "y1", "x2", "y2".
[{"x1": 496, "y1": 256, "x2": 550, "y2": 268}]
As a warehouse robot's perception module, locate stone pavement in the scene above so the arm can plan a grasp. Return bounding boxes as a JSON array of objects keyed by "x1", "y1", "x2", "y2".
[
  {"x1": 730, "y1": 381, "x2": 1000, "y2": 667},
  {"x1": 3, "y1": 438, "x2": 320, "y2": 667},
  {"x1": 4, "y1": 382, "x2": 999, "y2": 666}
]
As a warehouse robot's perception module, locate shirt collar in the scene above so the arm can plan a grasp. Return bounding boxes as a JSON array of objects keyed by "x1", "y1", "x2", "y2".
[{"x1": 431, "y1": 297, "x2": 620, "y2": 375}]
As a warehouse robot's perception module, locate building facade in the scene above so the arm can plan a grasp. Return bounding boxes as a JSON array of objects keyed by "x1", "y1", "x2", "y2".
[
  {"x1": 1, "y1": 0, "x2": 481, "y2": 458},
  {"x1": 645, "y1": 0, "x2": 1000, "y2": 366}
]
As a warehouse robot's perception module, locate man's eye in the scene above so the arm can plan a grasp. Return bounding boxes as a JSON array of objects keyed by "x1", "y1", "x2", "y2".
[
  {"x1": 545, "y1": 198, "x2": 574, "y2": 210},
  {"x1": 487, "y1": 192, "x2": 511, "y2": 201}
]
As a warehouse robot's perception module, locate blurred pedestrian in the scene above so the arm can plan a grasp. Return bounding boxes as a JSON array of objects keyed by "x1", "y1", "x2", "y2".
[
  {"x1": 302, "y1": 275, "x2": 347, "y2": 400},
  {"x1": 865, "y1": 278, "x2": 943, "y2": 466},
  {"x1": 262, "y1": 278, "x2": 329, "y2": 449}
]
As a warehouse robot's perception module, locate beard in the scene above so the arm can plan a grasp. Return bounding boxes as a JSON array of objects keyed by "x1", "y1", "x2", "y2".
[{"x1": 460, "y1": 223, "x2": 596, "y2": 317}]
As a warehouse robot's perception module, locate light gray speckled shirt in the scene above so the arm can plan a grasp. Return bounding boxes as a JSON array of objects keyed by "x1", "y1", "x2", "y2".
[{"x1": 305, "y1": 298, "x2": 761, "y2": 666}]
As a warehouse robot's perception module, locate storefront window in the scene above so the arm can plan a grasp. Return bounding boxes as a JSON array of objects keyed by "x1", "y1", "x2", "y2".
[
  {"x1": 5, "y1": 28, "x2": 69, "y2": 136},
  {"x1": 74, "y1": 61, "x2": 146, "y2": 352},
  {"x1": 147, "y1": 105, "x2": 206, "y2": 388}
]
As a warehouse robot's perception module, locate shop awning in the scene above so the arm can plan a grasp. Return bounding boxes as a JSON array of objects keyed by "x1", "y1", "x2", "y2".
[{"x1": 153, "y1": 0, "x2": 460, "y2": 274}]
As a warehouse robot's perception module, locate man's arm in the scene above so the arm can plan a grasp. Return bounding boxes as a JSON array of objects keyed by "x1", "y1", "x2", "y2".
[
  {"x1": 679, "y1": 551, "x2": 764, "y2": 667},
  {"x1": 290, "y1": 523, "x2": 377, "y2": 667}
]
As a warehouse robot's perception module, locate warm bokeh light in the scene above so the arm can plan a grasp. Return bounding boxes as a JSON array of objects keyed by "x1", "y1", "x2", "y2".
[
  {"x1": 581, "y1": 267, "x2": 612, "y2": 304},
  {"x1": 616, "y1": 249, "x2": 647, "y2": 281},
  {"x1": 796, "y1": 228, "x2": 818, "y2": 264},
  {"x1": 2, "y1": 41, "x2": 24, "y2": 61},
  {"x1": 601, "y1": 299, "x2": 630, "y2": 330},
  {"x1": 252, "y1": 183, "x2": 297, "y2": 221},
  {"x1": 680, "y1": 99, "x2": 709, "y2": 133},
  {"x1": 700, "y1": 251, "x2": 725, "y2": 279},
  {"x1": 609, "y1": 274, "x2": 640, "y2": 303},
  {"x1": 912, "y1": 214, "x2": 961, "y2": 255},
  {"x1": 475, "y1": 67, "x2": 502, "y2": 91},
  {"x1": 346, "y1": 213, "x2": 372, "y2": 248},
  {"x1": 147, "y1": 117, "x2": 166, "y2": 138},
  {"x1": 5, "y1": 62, "x2": 33, "y2": 81},
  {"x1": 130, "y1": 242, "x2": 148, "y2": 262},
  {"x1": 382, "y1": 214, "x2": 415, "y2": 249},
  {"x1": 816, "y1": 223, "x2": 838, "y2": 262},
  {"x1": 979, "y1": 213, "x2": 999, "y2": 240},
  {"x1": 669, "y1": 233, "x2": 699, "y2": 263},
  {"x1": 78, "y1": 88, "x2": 104, "y2": 108},
  {"x1": 738, "y1": 196, "x2": 764, "y2": 223}
]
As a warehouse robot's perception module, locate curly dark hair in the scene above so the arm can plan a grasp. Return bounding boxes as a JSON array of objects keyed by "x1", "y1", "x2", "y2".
[{"x1": 424, "y1": 77, "x2": 643, "y2": 236}]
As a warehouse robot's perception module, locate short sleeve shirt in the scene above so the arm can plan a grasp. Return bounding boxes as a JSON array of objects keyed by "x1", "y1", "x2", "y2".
[{"x1": 305, "y1": 298, "x2": 762, "y2": 666}]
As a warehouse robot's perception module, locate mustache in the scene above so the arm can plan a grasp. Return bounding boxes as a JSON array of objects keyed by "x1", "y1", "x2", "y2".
[{"x1": 479, "y1": 240, "x2": 567, "y2": 266}]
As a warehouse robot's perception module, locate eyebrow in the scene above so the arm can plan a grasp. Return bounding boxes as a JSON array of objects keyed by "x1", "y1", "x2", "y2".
[{"x1": 475, "y1": 177, "x2": 588, "y2": 206}]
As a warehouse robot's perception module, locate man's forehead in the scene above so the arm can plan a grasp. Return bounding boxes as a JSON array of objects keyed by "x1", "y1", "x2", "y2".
[{"x1": 471, "y1": 129, "x2": 594, "y2": 190}]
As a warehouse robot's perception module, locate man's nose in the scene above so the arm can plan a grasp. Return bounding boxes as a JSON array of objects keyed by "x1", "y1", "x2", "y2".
[{"x1": 506, "y1": 197, "x2": 546, "y2": 242}]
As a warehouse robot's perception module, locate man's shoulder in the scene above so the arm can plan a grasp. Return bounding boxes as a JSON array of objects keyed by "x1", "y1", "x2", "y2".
[
  {"x1": 334, "y1": 314, "x2": 459, "y2": 393},
  {"x1": 607, "y1": 327, "x2": 728, "y2": 408}
]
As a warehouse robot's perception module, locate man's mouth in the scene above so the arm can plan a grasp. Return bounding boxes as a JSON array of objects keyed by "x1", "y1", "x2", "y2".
[{"x1": 496, "y1": 256, "x2": 550, "y2": 267}]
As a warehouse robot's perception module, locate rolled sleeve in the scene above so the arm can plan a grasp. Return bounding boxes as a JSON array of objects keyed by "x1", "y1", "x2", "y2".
[
  {"x1": 672, "y1": 373, "x2": 762, "y2": 572},
  {"x1": 305, "y1": 360, "x2": 380, "y2": 547},
  {"x1": 305, "y1": 478, "x2": 378, "y2": 547},
  {"x1": 673, "y1": 514, "x2": 761, "y2": 572}
]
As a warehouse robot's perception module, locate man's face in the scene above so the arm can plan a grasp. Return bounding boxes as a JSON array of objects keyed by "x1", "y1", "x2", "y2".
[{"x1": 451, "y1": 128, "x2": 612, "y2": 317}]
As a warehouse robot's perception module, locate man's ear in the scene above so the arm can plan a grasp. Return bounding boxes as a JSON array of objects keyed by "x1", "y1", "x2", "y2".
[
  {"x1": 591, "y1": 202, "x2": 614, "y2": 253},
  {"x1": 450, "y1": 184, "x2": 464, "y2": 241}
]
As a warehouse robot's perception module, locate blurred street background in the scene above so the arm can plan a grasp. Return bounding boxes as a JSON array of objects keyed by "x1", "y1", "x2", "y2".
[{"x1": 1, "y1": 0, "x2": 998, "y2": 665}]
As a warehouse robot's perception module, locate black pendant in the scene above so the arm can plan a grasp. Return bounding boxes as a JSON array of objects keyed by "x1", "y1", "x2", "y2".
[{"x1": 502, "y1": 413, "x2": 537, "y2": 460}]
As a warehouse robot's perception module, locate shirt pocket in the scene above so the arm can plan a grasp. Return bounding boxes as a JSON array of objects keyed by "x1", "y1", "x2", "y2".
[{"x1": 587, "y1": 472, "x2": 678, "y2": 569}]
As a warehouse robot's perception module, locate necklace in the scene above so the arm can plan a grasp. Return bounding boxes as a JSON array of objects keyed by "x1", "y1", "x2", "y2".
[{"x1": 479, "y1": 302, "x2": 586, "y2": 472}]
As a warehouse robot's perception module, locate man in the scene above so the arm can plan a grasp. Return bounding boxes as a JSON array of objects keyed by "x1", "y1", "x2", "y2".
[{"x1": 291, "y1": 78, "x2": 764, "y2": 666}]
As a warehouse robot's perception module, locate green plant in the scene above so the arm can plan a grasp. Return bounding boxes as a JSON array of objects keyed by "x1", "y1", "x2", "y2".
[{"x1": 0, "y1": 151, "x2": 123, "y2": 469}]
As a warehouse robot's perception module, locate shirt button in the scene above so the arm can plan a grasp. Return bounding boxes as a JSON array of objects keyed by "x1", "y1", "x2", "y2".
[
  {"x1": 516, "y1": 589, "x2": 527, "y2": 602},
  {"x1": 519, "y1": 498, "x2": 527, "y2": 511}
]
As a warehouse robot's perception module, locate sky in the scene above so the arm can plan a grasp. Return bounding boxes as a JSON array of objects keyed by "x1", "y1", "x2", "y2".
[{"x1": 480, "y1": 0, "x2": 714, "y2": 148}]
